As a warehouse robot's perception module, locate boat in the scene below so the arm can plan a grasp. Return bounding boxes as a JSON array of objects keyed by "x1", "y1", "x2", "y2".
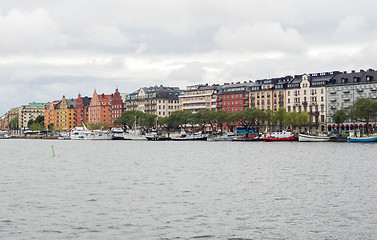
[
  {"x1": 146, "y1": 131, "x2": 171, "y2": 141},
  {"x1": 263, "y1": 131, "x2": 297, "y2": 141},
  {"x1": 171, "y1": 132, "x2": 207, "y2": 141},
  {"x1": 298, "y1": 133, "x2": 330, "y2": 142},
  {"x1": 70, "y1": 124, "x2": 111, "y2": 140},
  {"x1": 0, "y1": 130, "x2": 10, "y2": 139},
  {"x1": 111, "y1": 128, "x2": 124, "y2": 140},
  {"x1": 207, "y1": 132, "x2": 237, "y2": 142},
  {"x1": 347, "y1": 135, "x2": 377, "y2": 142},
  {"x1": 124, "y1": 129, "x2": 146, "y2": 140},
  {"x1": 58, "y1": 131, "x2": 71, "y2": 140}
]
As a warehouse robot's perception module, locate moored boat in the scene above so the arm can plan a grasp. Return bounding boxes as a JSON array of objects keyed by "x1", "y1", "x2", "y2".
[
  {"x1": 0, "y1": 130, "x2": 10, "y2": 139},
  {"x1": 171, "y1": 132, "x2": 207, "y2": 141},
  {"x1": 347, "y1": 135, "x2": 377, "y2": 142},
  {"x1": 70, "y1": 124, "x2": 111, "y2": 140},
  {"x1": 298, "y1": 134, "x2": 330, "y2": 142},
  {"x1": 146, "y1": 131, "x2": 171, "y2": 141},
  {"x1": 263, "y1": 131, "x2": 297, "y2": 142},
  {"x1": 207, "y1": 132, "x2": 236, "y2": 142},
  {"x1": 58, "y1": 131, "x2": 71, "y2": 140},
  {"x1": 111, "y1": 128, "x2": 124, "y2": 140}
]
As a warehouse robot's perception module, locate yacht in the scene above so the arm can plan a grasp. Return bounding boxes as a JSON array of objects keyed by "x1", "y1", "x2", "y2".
[
  {"x1": 111, "y1": 128, "x2": 124, "y2": 140},
  {"x1": 0, "y1": 130, "x2": 10, "y2": 139},
  {"x1": 70, "y1": 124, "x2": 111, "y2": 140}
]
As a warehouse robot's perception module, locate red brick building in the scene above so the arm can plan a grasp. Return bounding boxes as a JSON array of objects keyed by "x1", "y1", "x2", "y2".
[
  {"x1": 110, "y1": 88, "x2": 124, "y2": 125},
  {"x1": 75, "y1": 94, "x2": 91, "y2": 127},
  {"x1": 216, "y1": 81, "x2": 254, "y2": 113}
]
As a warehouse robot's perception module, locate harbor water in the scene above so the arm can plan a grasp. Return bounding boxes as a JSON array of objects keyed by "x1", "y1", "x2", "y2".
[{"x1": 1, "y1": 140, "x2": 377, "y2": 239}]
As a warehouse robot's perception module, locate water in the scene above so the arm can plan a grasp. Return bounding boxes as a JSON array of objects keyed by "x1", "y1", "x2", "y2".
[{"x1": 1, "y1": 140, "x2": 377, "y2": 239}]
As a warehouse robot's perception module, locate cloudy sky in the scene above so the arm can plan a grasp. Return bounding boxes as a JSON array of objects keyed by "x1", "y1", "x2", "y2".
[{"x1": 1, "y1": 0, "x2": 377, "y2": 114}]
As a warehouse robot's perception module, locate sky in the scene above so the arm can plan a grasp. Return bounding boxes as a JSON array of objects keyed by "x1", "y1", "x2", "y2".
[{"x1": 1, "y1": 0, "x2": 377, "y2": 114}]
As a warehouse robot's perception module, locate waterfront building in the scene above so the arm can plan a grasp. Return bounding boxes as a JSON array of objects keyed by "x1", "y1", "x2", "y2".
[
  {"x1": 326, "y1": 69, "x2": 377, "y2": 131},
  {"x1": 75, "y1": 94, "x2": 91, "y2": 127},
  {"x1": 216, "y1": 81, "x2": 254, "y2": 113},
  {"x1": 111, "y1": 88, "x2": 124, "y2": 124},
  {"x1": 286, "y1": 72, "x2": 333, "y2": 132},
  {"x1": 18, "y1": 102, "x2": 49, "y2": 129},
  {"x1": 126, "y1": 86, "x2": 180, "y2": 117},
  {"x1": 88, "y1": 90, "x2": 111, "y2": 125},
  {"x1": 55, "y1": 96, "x2": 77, "y2": 131},
  {"x1": 249, "y1": 77, "x2": 291, "y2": 111},
  {"x1": 179, "y1": 84, "x2": 219, "y2": 112},
  {"x1": 44, "y1": 100, "x2": 61, "y2": 129}
]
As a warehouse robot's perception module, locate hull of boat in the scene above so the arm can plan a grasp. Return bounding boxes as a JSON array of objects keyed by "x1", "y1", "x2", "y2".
[
  {"x1": 298, "y1": 134, "x2": 330, "y2": 142},
  {"x1": 146, "y1": 136, "x2": 171, "y2": 141},
  {"x1": 171, "y1": 136, "x2": 207, "y2": 141},
  {"x1": 347, "y1": 136, "x2": 377, "y2": 142},
  {"x1": 264, "y1": 135, "x2": 297, "y2": 142}
]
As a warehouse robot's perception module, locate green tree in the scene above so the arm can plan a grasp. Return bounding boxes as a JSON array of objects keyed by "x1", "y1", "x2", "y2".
[
  {"x1": 274, "y1": 108, "x2": 286, "y2": 130},
  {"x1": 283, "y1": 111, "x2": 299, "y2": 131},
  {"x1": 349, "y1": 98, "x2": 377, "y2": 134},
  {"x1": 333, "y1": 109, "x2": 348, "y2": 125},
  {"x1": 296, "y1": 111, "x2": 311, "y2": 131},
  {"x1": 229, "y1": 108, "x2": 265, "y2": 137},
  {"x1": 7, "y1": 116, "x2": 19, "y2": 129},
  {"x1": 212, "y1": 110, "x2": 229, "y2": 134},
  {"x1": 48, "y1": 123, "x2": 54, "y2": 131}
]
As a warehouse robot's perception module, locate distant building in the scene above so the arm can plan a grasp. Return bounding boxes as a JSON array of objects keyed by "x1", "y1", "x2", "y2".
[
  {"x1": 44, "y1": 100, "x2": 61, "y2": 129},
  {"x1": 126, "y1": 86, "x2": 181, "y2": 117},
  {"x1": 249, "y1": 76, "x2": 291, "y2": 111},
  {"x1": 286, "y1": 72, "x2": 333, "y2": 132},
  {"x1": 75, "y1": 94, "x2": 91, "y2": 127},
  {"x1": 111, "y1": 88, "x2": 124, "y2": 124},
  {"x1": 326, "y1": 69, "x2": 377, "y2": 131},
  {"x1": 18, "y1": 102, "x2": 49, "y2": 129},
  {"x1": 88, "y1": 90, "x2": 112, "y2": 125},
  {"x1": 216, "y1": 81, "x2": 254, "y2": 112},
  {"x1": 55, "y1": 96, "x2": 77, "y2": 131},
  {"x1": 179, "y1": 84, "x2": 219, "y2": 112}
]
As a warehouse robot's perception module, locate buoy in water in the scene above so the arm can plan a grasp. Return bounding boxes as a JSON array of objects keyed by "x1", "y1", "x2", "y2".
[{"x1": 51, "y1": 145, "x2": 55, "y2": 157}]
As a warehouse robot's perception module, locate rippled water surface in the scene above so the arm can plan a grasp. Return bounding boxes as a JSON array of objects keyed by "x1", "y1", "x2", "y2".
[{"x1": 1, "y1": 139, "x2": 377, "y2": 239}]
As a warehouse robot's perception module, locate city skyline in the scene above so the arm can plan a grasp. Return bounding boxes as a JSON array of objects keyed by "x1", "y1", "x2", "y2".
[{"x1": 1, "y1": 0, "x2": 377, "y2": 114}]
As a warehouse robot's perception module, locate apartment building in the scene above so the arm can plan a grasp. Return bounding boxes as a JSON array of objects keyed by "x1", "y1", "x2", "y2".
[
  {"x1": 286, "y1": 72, "x2": 333, "y2": 132},
  {"x1": 179, "y1": 84, "x2": 219, "y2": 112},
  {"x1": 18, "y1": 102, "x2": 49, "y2": 129},
  {"x1": 126, "y1": 86, "x2": 181, "y2": 117}
]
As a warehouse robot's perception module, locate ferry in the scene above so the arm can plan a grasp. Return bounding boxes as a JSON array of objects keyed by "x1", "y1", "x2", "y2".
[
  {"x1": 111, "y1": 128, "x2": 124, "y2": 140},
  {"x1": 70, "y1": 124, "x2": 111, "y2": 140}
]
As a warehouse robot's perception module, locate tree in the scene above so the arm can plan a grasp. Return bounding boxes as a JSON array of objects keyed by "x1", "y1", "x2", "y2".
[
  {"x1": 229, "y1": 108, "x2": 265, "y2": 137},
  {"x1": 274, "y1": 108, "x2": 286, "y2": 130},
  {"x1": 7, "y1": 116, "x2": 19, "y2": 129},
  {"x1": 283, "y1": 111, "x2": 299, "y2": 131},
  {"x1": 296, "y1": 111, "x2": 310, "y2": 132},
  {"x1": 212, "y1": 110, "x2": 229, "y2": 134},
  {"x1": 349, "y1": 98, "x2": 377, "y2": 134},
  {"x1": 333, "y1": 109, "x2": 347, "y2": 125},
  {"x1": 48, "y1": 123, "x2": 54, "y2": 131}
]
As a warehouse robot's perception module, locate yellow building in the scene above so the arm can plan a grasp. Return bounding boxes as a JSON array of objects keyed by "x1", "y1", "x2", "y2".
[
  {"x1": 249, "y1": 77, "x2": 290, "y2": 111},
  {"x1": 55, "y1": 96, "x2": 77, "y2": 131},
  {"x1": 179, "y1": 84, "x2": 219, "y2": 112}
]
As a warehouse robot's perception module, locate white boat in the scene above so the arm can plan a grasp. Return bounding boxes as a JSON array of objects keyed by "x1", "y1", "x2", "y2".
[
  {"x1": 58, "y1": 131, "x2": 71, "y2": 140},
  {"x1": 171, "y1": 132, "x2": 207, "y2": 141},
  {"x1": 0, "y1": 130, "x2": 10, "y2": 139},
  {"x1": 298, "y1": 133, "x2": 330, "y2": 142},
  {"x1": 207, "y1": 132, "x2": 237, "y2": 142},
  {"x1": 111, "y1": 128, "x2": 124, "y2": 140},
  {"x1": 124, "y1": 129, "x2": 146, "y2": 140},
  {"x1": 70, "y1": 124, "x2": 111, "y2": 140}
]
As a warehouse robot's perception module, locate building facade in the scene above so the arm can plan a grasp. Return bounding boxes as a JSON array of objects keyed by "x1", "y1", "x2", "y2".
[
  {"x1": 75, "y1": 94, "x2": 91, "y2": 127},
  {"x1": 216, "y1": 81, "x2": 254, "y2": 112},
  {"x1": 179, "y1": 84, "x2": 219, "y2": 112},
  {"x1": 126, "y1": 86, "x2": 181, "y2": 117},
  {"x1": 18, "y1": 102, "x2": 49, "y2": 129},
  {"x1": 249, "y1": 77, "x2": 290, "y2": 111},
  {"x1": 286, "y1": 72, "x2": 333, "y2": 132},
  {"x1": 326, "y1": 69, "x2": 377, "y2": 130},
  {"x1": 88, "y1": 90, "x2": 112, "y2": 125},
  {"x1": 44, "y1": 100, "x2": 61, "y2": 129},
  {"x1": 55, "y1": 96, "x2": 77, "y2": 131}
]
